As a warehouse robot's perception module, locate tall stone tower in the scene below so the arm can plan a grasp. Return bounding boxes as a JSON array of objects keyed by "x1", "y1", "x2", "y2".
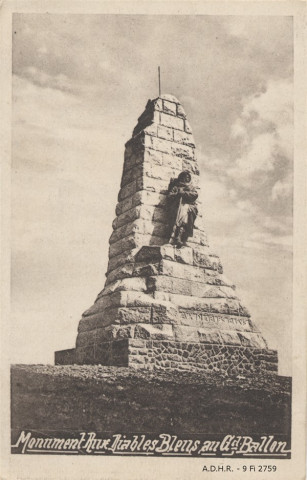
[{"x1": 55, "y1": 94, "x2": 278, "y2": 375}]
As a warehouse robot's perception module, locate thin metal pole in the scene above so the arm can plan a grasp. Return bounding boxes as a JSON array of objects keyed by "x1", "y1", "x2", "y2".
[{"x1": 158, "y1": 66, "x2": 161, "y2": 96}]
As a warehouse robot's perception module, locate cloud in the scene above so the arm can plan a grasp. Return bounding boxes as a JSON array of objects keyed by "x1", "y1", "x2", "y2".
[
  {"x1": 263, "y1": 215, "x2": 292, "y2": 235},
  {"x1": 243, "y1": 231, "x2": 292, "y2": 251},
  {"x1": 229, "y1": 79, "x2": 293, "y2": 182},
  {"x1": 271, "y1": 176, "x2": 293, "y2": 201},
  {"x1": 22, "y1": 66, "x2": 75, "y2": 94},
  {"x1": 231, "y1": 132, "x2": 277, "y2": 179},
  {"x1": 200, "y1": 76, "x2": 293, "y2": 259}
]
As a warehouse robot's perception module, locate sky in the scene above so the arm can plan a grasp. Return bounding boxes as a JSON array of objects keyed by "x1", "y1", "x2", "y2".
[{"x1": 11, "y1": 14, "x2": 293, "y2": 375}]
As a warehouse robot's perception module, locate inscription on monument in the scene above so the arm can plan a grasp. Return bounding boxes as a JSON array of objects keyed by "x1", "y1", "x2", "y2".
[{"x1": 179, "y1": 310, "x2": 251, "y2": 331}]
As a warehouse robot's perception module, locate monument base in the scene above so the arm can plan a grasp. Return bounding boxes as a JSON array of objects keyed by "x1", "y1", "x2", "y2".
[{"x1": 55, "y1": 339, "x2": 278, "y2": 375}]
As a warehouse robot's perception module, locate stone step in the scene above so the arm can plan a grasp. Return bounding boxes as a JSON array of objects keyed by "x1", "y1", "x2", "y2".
[
  {"x1": 147, "y1": 275, "x2": 237, "y2": 299},
  {"x1": 80, "y1": 300, "x2": 256, "y2": 334},
  {"x1": 135, "y1": 245, "x2": 221, "y2": 270},
  {"x1": 82, "y1": 289, "x2": 250, "y2": 323},
  {"x1": 115, "y1": 190, "x2": 167, "y2": 217},
  {"x1": 75, "y1": 321, "x2": 267, "y2": 351},
  {"x1": 105, "y1": 258, "x2": 233, "y2": 287}
]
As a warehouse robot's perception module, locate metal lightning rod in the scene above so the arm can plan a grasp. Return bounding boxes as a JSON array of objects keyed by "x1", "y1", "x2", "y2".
[{"x1": 158, "y1": 66, "x2": 161, "y2": 97}]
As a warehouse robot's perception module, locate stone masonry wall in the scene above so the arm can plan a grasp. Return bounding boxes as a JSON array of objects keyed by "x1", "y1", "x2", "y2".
[
  {"x1": 107, "y1": 94, "x2": 207, "y2": 276},
  {"x1": 56, "y1": 339, "x2": 278, "y2": 376},
  {"x1": 131, "y1": 340, "x2": 278, "y2": 375}
]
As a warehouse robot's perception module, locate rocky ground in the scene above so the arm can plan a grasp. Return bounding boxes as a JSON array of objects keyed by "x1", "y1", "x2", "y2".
[{"x1": 11, "y1": 364, "x2": 291, "y2": 436}]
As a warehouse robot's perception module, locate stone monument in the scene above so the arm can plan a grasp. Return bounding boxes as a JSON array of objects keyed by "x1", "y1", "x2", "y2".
[{"x1": 55, "y1": 94, "x2": 278, "y2": 375}]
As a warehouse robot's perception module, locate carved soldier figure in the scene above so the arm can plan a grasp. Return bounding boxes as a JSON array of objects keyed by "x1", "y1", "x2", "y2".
[{"x1": 167, "y1": 170, "x2": 198, "y2": 247}]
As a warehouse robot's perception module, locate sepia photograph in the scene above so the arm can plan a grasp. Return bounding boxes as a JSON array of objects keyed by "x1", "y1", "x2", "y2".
[{"x1": 1, "y1": 2, "x2": 306, "y2": 479}]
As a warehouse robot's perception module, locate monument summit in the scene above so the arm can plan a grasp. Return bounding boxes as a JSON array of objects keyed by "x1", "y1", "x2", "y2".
[{"x1": 55, "y1": 94, "x2": 278, "y2": 375}]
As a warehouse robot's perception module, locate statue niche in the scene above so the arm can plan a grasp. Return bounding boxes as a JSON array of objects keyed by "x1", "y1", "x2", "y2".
[{"x1": 167, "y1": 170, "x2": 198, "y2": 247}]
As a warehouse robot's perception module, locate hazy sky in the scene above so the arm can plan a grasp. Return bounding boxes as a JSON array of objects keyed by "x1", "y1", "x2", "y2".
[{"x1": 12, "y1": 14, "x2": 293, "y2": 374}]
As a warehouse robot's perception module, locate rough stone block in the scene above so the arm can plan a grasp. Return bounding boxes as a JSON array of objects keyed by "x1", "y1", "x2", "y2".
[
  {"x1": 107, "y1": 248, "x2": 137, "y2": 273},
  {"x1": 111, "y1": 219, "x2": 169, "y2": 244},
  {"x1": 102, "y1": 290, "x2": 157, "y2": 310},
  {"x1": 78, "y1": 313, "x2": 108, "y2": 333},
  {"x1": 129, "y1": 355, "x2": 146, "y2": 366},
  {"x1": 147, "y1": 274, "x2": 236, "y2": 300},
  {"x1": 178, "y1": 310, "x2": 253, "y2": 332},
  {"x1": 160, "y1": 112, "x2": 184, "y2": 130},
  {"x1": 177, "y1": 104, "x2": 187, "y2": 119},
  {"x1": 198, "y1": 329, "x2": 222, "y2": 344},
  {"x1": 157, "y1": 125, "x2": 173, "y2": 141},
  {"x1": 121, "y1": 163, "x2": 143, "y2": 187},
  {"x1": 173, "y1": 326, "x2": 199, "y2": 342},
  {"x1": 55, "y1": 348, "x2": 75, "y2": 365},
  {"x1": 123, "y1": 290, "x2": 156, "y2": 308},
  {"x1": 152, "y1": 207, "x2": 168, "y2": 225},
  {"x1": 132, "y1": 110, "x2": 158, "y2": 136},
  {"x1": 135, "y1": 245, "x2": 162, "y2": 262},
  {"x1": 115, "y1": 195, "x2": 134, "y2": 217},
  {"x1": 118, "y1": 180, "x2": 137, "y2": 201},
  {"x1": 173, "y1": 129, "x2": 195, "y2": 147},
  {"x1": 123, "y1": 149, "x2": 144, "y2": 173},
  {"x1": 182, "y1": 158, "x2": 200, "y2": 175},
  {"x1": 112, "y1": 219, "x2": 161, "y2": 244},
  {"x1": 184, "y1": 120, "x2": 192, "y2": 133},
  {"x1": 75, "y1": 346, "x2": 96, "y2": 365},
  {"x1": 171, "y1": 142, "x2": 194, "y2": 160},
  {"x1": 147, "y1": 275, "x2": 192, "y2": 296},
  {"x1": 153, "y1": 291, "x2": 171, "y2": 302},
  {"x1": 109, "y1": 339, "x2": 129, "y2": 366},
  {"x1": 158, "y1": 259, "x2": 230, "y2": 286},
  {"x1": 135, "y1": 323, "x2": 174, "y2": 340},
  {"x1": 114, "y1": 325, "x2": 135, "y2": 340},
  {"x1": 136, "y1": 245, "x2": 181, "y2": 264},
  {"x1": 152, "y1": 98, "x2": 163, "y2": 111},
  {"x1": 82, "y1": 298, "x2": 107, "y2": 317},
  {"x1": 109, "y1": 222, "x2": 135, "y2": 244},
  {"x1": 112, "y1": 207, "x2": 139, "y2": 230},
  {"x1": 151, "y1": 304, "x2": 181, "y2": 325},
  {"x1": 162, "y1": 99, "x2": 177, "y2": 115},
  {"x1": 151, "y1": 222, "x2": 168, "y2": 238},
  {"x1": 238, "y1": 332, "x2": 267, "y2": 349},
  {"x1": 128, "y1": 190, "x2": 166, "y2": 210},
  {"x1": 130, "y1": 338, "x2": 147, "y2": 348},
  {"x1": 76, "y1": 330, "x2": 96, "y2": 347},
  {"x1": 219, "y1": 331, "x2": 242, "y2": 346},
  {"x1": 168, "y1": 293, "x2": 245, "y2": 317},
  {"x1": 113, "y1": 205, "x2": 157, "y2": 231},
  {"x1": 162, "y1": 153, "x2": 183, "y2": 171},
  {"x1": 174, "y1": 246, "x2": 193, "y2": 265},
  {"x1": 143, "y1": 123, "x2": 158, "y2": 137},
  {"x1": 160, "y1": 244, "x2": 177, "y2": 260},
  {"x1": 145, "y1": 135, "x2": 172, "y2": 154},
  {"x1": 102, "y1": 306, "x2": 152, "y2": 325},
  {"x1": 109, "y1": 235, "x2": 138, "y2": 258},
  {"x1": 145, "y1": 163, "x2": 180, "y2": 182},
  {"x1": 97, "y1": 277, "x2": 147, "y2": 299},
  {"x1": 143, "y1": 148, "x2": 163, "y2": 165},
  {"x1": 137, "y1": 175, "x2": 170, "y2": 194},
  {"x1": 192, "y1": 249, "x2": 223, "y2": 272},
  {"x1": 187, "y1": 229, "x2": 208, "y2": 246},
  {"x1": 125, "y1": 133, "x2": 145, "y2": 156},
  {"x1": 94, "y1": 326, "x2": 120, "y2": 343},
  {"x1": 191, "y1": 283, "x2": 237, "y2": 299},
  {"x1": 132, "y1": 261, "x2": 160, "y2": 277}
]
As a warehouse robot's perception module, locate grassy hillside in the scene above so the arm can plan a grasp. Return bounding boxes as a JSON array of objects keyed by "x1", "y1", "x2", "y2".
[{"x1": 11, "y1": 365, "x2": 291, "y2": 436}]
